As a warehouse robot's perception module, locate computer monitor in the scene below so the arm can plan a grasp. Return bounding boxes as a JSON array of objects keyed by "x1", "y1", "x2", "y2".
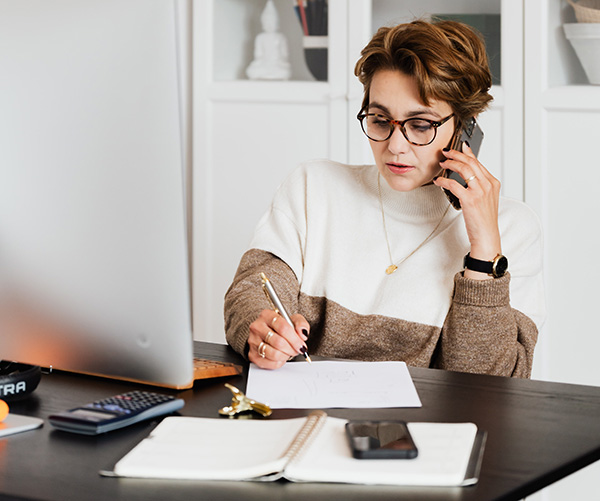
[{"x1": 0, "y1": 0, "x2": 195, "y2": 388}]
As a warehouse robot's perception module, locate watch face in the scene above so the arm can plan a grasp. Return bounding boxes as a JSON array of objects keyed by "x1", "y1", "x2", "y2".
[{"x1": 493, "y1": 256, "x2": 508, "y2": 277}]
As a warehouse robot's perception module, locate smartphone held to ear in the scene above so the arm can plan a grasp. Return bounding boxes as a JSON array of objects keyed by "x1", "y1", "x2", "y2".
[
  {"x1": 442, "y1": 117, "x2": 484, "y2": 210},
  {"x1": 345, "y1": 420, "x2": 418, "y2": 459}
]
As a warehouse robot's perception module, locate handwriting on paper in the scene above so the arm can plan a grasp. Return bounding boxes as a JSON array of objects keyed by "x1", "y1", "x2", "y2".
[{"x1": 246, "y1": 361, "x2": 422, "y2": 409}]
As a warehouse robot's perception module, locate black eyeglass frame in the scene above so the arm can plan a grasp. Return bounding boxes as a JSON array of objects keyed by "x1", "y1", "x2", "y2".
[{"x1": 356, "y1": 110, "x2": 455, "y2": 146}]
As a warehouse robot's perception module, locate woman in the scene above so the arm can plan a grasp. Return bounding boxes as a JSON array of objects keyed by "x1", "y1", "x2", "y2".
[{"x1": 224, "y1": 19, "x2": 545, "y2": 378}]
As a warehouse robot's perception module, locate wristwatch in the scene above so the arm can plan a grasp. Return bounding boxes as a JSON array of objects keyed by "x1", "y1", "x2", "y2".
[{"x1": 463, "y1": 253, "x2": 508, "y2": 278}]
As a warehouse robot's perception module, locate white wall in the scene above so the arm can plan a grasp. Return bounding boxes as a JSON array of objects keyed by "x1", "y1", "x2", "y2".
[{"x1": 524, "y1": 2, "x2": 600, "y2": 500}]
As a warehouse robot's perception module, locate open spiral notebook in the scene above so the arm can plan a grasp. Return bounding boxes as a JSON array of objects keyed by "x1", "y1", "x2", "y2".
[{"x1": 101, "y1": 411, "x2": 486, "y2": 486}]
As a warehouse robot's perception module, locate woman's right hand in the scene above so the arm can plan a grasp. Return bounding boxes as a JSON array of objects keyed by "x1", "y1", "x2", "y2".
[{"x1": 247, "y1": 310, "x2": 310, "y2": 369}]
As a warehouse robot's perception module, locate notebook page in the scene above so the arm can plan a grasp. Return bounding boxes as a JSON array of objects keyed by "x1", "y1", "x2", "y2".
[
  {"x1": 285, "y1": 419, "x2": 478, "y2": 486},
  {"x1": 112, "y1": 416, "x2": 308, "y2": 480}
]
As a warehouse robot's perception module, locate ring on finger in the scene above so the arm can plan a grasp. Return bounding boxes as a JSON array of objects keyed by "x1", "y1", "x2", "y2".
[
  {"x1": 465, "y1": 175, "x2": 477, "y2": 186},
  {"x1": 264, "y1": 331, "x2": 274, "y2": 344},
  {"x1": 258, "y1": 341, "x2": 267, "y2": 358}
]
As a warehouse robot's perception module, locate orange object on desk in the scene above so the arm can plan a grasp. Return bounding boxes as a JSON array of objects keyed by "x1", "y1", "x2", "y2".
[{"x1": 0, "y1": 400, "x2": 9, "y2": 422}]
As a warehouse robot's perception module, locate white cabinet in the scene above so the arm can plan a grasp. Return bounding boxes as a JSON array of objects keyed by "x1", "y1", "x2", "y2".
[
  {"x1": 524, "y1": 0, "x2": 600, "y2": 388},
  {"x1": 525, "y1": 2, "x2": 600, "y2": 500},
  {"x1": 192, "y1": 0, "x2": 525, "y2": 346},
  {"x1": 192, "y1": 0, "x2": 350, "y2": 345},
  {"x1": 523, "y1": 2, "x2": 600, "y2": 498}
]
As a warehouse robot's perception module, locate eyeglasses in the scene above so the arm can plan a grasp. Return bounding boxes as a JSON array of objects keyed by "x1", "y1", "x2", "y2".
[{"x1": 357, "y1": 110, "x2": 454, "y2": 146}]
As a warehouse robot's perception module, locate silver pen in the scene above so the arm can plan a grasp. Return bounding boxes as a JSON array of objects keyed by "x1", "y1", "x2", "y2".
[{"x1": 260, "y1": 272, "x2": 311, "y2": 363}]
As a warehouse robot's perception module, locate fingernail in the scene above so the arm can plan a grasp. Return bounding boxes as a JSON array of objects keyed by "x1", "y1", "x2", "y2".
[
  {"x1": 464, "y1": 141, "x2": 470, "y2": 148},
  {"x1": 299, "y1": 346, "x2": 307, "y2": 354},
  {"x1": 439, "y1": 157, "x2": 447, "y2": 163},
  {"x1": 302, "y1": 328, "x2": 309, "y2": 338},
  {"x1": 443, "y1": 147, "x2": 450, "y2": 152},
  {"x1": 433, "y1": 176, "x2": 439, "y2": 181}
]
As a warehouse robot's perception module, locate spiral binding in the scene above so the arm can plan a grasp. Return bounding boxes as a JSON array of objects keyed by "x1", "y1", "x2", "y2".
[{"x1": 282, "y1": 410, "x2": 328, "y2": 466}]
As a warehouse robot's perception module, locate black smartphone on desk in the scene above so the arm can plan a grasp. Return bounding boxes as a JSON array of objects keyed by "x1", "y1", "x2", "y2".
[
  {"x1": 442, "y1": 117, "x2": 484, "y2": 210},
  {"x1": 345, "y1": 420, "x2": 418, "y2": 459}
]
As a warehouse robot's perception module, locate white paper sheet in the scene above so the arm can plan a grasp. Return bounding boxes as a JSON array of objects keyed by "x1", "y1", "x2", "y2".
[
  {"x1": 0, "y1": 414, "x2": 43, "y2": 438},
  {"x1": 246, "y1": 361, "x2": 422, "y2": 409}
]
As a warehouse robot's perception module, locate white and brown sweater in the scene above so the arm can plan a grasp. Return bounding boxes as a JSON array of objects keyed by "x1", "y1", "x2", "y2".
[{"x1": 225, "y1": 160, "x2": 546, "y2": 378}]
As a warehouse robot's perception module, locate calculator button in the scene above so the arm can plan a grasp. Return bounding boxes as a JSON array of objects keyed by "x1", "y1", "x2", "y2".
[{"x1": 103, "y1": 404, "x2": 122, "y2": 412}]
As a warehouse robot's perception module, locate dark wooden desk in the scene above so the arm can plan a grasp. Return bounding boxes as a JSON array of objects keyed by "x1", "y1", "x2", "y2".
[{"x1": 2, "y1": 342, "x2": 600, "y2": 501}]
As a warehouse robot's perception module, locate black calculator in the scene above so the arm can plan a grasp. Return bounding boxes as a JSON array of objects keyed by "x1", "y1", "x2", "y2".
[{"x1": 48, "y1": 391, "x2": 184, "y2": 435}]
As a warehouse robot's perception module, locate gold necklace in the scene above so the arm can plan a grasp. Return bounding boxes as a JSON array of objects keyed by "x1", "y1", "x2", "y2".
[{"x1": 378, "y1": 174, "x2": 451, "y2": 275}]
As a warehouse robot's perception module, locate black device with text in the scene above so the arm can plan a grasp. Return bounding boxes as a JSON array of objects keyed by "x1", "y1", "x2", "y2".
[
  {"x1": 345, "y1": 420, "x2": 418, "y2": 459},
  {"x1": 48, "y1": 390, "x2": 184, "y2": 435},
  {"x1": 442, "y1": 117, "x2": 484, "y2": 210}
]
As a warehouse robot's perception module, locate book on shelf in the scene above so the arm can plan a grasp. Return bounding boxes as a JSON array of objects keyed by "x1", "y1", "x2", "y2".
[{"x1": 102, "y1": 410, "x2": 486, "y2": 487}]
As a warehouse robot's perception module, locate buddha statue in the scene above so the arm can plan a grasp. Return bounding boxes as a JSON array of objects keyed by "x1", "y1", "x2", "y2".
[{"x1": 246, "y1": 0, "x2": 291, "y2": 80}]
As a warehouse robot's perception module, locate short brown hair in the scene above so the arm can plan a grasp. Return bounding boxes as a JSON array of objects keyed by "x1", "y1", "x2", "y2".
[{"x1": 354, "y1": 19, "x2": 493, "y2": 124}]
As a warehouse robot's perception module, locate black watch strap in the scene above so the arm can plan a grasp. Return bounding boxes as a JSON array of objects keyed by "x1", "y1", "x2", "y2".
[{"x1": 463, "y1": 253, "x2": 508, "y2": 278}]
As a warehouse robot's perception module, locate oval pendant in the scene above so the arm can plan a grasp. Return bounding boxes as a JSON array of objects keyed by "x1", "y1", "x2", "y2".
[{"x1": 386, "y1": 265, "x2": 398, "y2": 275}]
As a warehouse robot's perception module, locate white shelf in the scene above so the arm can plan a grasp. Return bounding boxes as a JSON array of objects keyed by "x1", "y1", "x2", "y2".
[
  {"x1": 207, "y1": 80, "x2": 331, "y2": 103},
  {"x1": 207, "y1": 81, "x2": 508, "y2": 106},
  {"x1": 212, "y1": 0, "x2": 315, "y2": 82},
  {"x1": 542, "y1": 85, "x2": 600, "y2": 111}
]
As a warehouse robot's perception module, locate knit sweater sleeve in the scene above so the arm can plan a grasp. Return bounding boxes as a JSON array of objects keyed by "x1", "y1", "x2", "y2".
[
  {"x1": 224, "y1": 249, "x2": 300, "y2": 359},
  {"x1": 433, "y1": 273, "x2": 538, "y2": 378},
  {"x1": 224, "y1": 163, "x2": 312, "y2": 358},
  {"x1": 432, "y1": 193, "x2": 546, "y2": 379}
]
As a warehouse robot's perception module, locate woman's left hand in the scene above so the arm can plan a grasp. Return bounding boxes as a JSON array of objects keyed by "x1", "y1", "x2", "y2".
[{"x1": 433, "y1": 144, "x2": 502, "y2": 279}]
